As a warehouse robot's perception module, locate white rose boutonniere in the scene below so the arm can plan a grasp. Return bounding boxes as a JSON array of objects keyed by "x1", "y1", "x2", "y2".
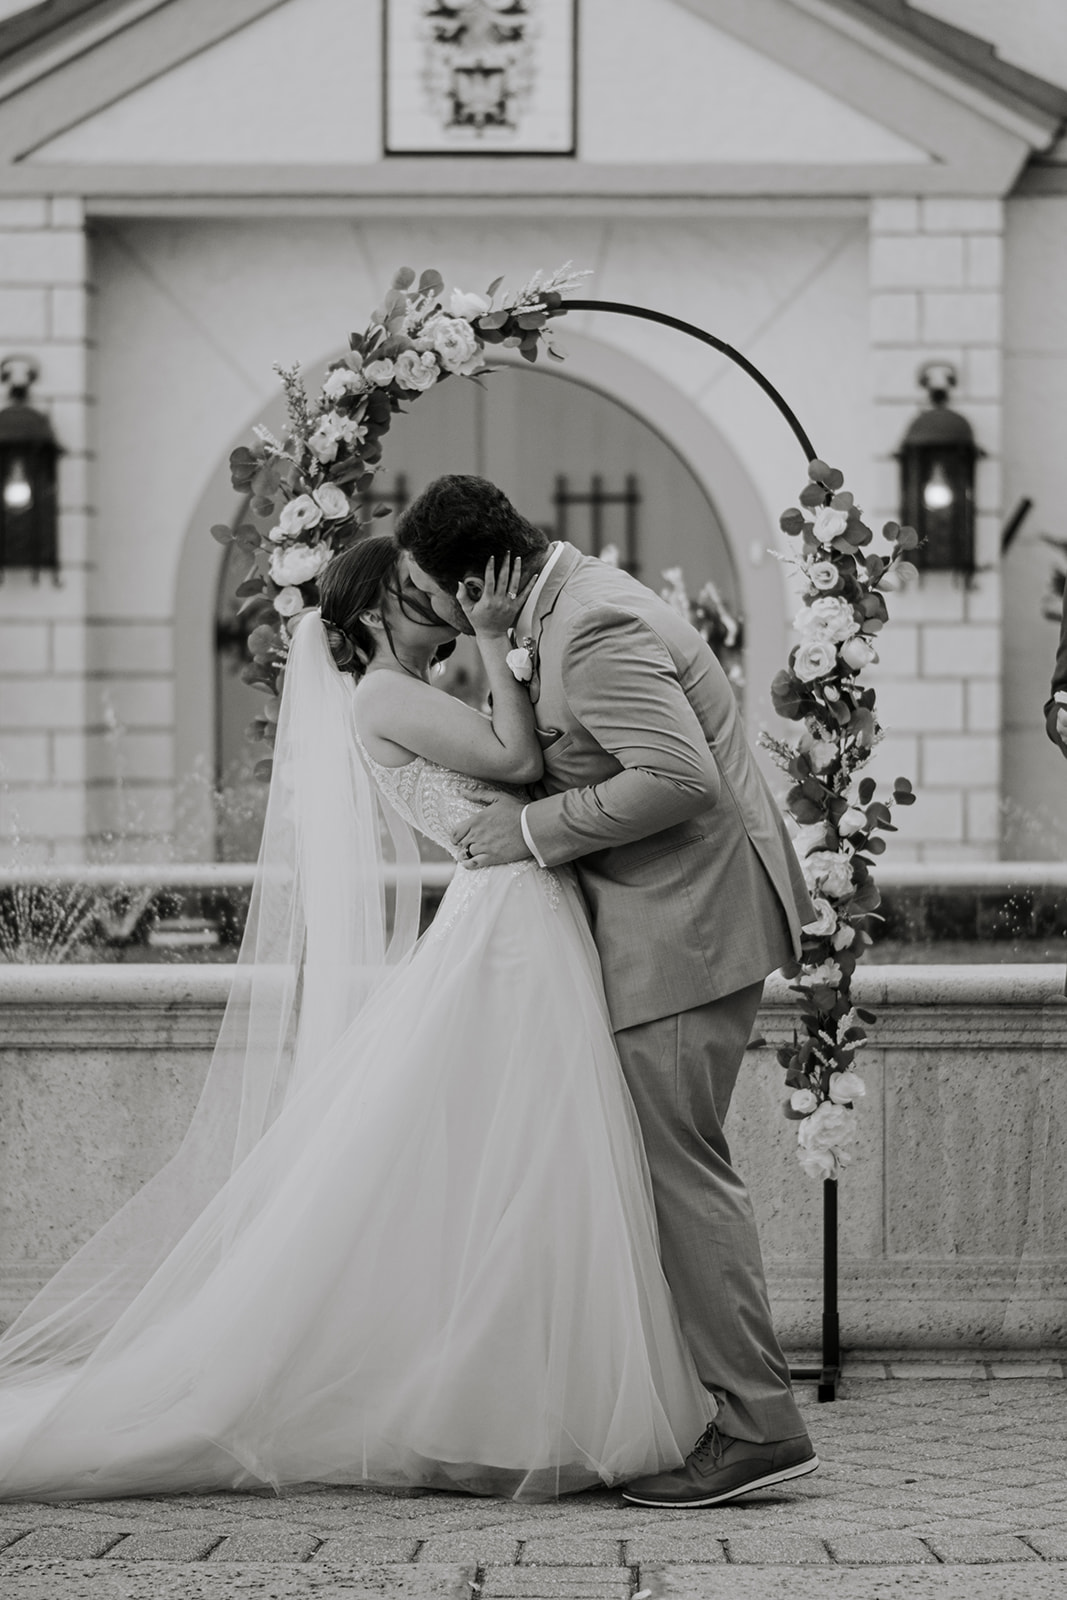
[{"x1": 506, "y1": 636, "x2": 536, "y2": 684}]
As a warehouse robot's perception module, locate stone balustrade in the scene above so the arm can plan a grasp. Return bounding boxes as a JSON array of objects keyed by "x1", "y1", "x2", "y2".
[{"x1": 0, "y1": 963, "x2": 1064, "y2": 1348}]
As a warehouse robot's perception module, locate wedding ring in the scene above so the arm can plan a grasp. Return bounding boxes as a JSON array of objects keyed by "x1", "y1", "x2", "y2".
[{"x1": 506, "y1": 590, "x2": 518, "y2": 599}]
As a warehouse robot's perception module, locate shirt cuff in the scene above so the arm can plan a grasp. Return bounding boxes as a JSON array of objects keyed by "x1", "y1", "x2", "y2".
[{"x1": 520, "y1": 805, "x2": 548, "y2": 868}]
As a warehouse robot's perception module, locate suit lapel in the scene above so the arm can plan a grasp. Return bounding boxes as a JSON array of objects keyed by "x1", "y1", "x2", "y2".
[{"x1": 531, "y1": 543, "x2": 582, "y2": 650}]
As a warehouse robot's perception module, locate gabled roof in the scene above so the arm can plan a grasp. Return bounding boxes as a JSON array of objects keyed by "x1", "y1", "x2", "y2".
[
  {"x1": 827, "y1": 0, "x2": 1067, "y2": 125},
  {"x1": 0, "y1": 0, "x2": 124, "y2": 66},
  {"x1": 0, "y1": 0, "x2": 1063, "y2": 205}
]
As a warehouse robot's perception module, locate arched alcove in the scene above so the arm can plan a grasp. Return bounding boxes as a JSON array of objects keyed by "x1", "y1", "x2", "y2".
[{"x1": 175, "y1": 329, "x2": 790, "y2": 858}]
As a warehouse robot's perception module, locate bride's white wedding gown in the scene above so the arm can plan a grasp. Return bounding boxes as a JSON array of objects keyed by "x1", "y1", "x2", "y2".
[{"x1": 0, "y1": 741, "x2": 713, "y2": 1502}]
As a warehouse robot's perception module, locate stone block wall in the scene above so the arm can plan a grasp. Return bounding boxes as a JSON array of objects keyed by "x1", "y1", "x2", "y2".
[
  {"x1": 0, "y1": 196, "x2": 92, "y2": 864},
  {"x1": 866, "y1": 197, "x2": 1005, "y2": 863},
  {"x1": 0, "y1": 964, "x2": 1063, "y2": 1348}
]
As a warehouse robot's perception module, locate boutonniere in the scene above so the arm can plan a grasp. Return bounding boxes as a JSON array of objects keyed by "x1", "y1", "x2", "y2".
[{"x1": 506, "y1": 635, "x2": 537, "y2": 684}]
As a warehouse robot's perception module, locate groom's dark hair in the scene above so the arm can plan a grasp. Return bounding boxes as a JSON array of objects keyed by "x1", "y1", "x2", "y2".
[{"x1": 395, "y1": 474, "x2": 548, "y2": 588}]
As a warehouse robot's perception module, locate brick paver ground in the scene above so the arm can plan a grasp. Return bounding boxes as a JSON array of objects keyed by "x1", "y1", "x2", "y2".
[{"x1": 0, "y1": 1362, "x2": 1064, "y2": 1598}]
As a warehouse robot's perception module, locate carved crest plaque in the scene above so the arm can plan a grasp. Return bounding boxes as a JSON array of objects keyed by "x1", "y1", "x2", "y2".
[{"x1": 384, "y1": 0, "x2": 577, "y2": 155}]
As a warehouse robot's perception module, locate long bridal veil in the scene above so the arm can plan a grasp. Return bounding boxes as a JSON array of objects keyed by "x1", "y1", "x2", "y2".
[{"x1": 0, "y1": 614, "x2": 422, "y2": 1385}]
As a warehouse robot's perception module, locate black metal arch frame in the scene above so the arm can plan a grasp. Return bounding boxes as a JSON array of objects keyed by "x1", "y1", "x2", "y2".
[
  {"x1": 555, "y1": 298, "x2": 819, "y2": 466},
  {"x1": 555, "y1": 295, "x2": 841, "y2": 1401}
]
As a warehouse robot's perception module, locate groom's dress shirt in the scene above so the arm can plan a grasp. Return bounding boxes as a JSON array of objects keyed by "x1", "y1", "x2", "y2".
[{"x1": 515, "y1": 542, "x2": 563, "y2": 867}]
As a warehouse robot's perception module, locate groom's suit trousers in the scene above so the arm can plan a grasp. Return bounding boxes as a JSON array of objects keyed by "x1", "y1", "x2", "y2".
[{"x1": 614, "y1": 982, "x2": 806, "y2": 1446}]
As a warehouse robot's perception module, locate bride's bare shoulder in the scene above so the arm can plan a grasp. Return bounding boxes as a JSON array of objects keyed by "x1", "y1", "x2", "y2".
[{"x1": 354, "y1": 670, "x2": 437, "y2": 731}]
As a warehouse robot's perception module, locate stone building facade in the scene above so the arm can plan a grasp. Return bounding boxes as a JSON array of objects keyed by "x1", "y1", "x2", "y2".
[{"x1": 1, "y1": 0, "x2": 1067, "y2": 864}]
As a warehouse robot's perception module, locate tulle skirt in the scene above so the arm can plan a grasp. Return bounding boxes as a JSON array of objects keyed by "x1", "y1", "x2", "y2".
[{"x1": 0, "y1": 862, "x2": 713, "y2": 1501}]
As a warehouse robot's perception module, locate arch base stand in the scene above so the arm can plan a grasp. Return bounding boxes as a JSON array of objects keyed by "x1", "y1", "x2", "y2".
[{"x1": 788, "y1": 1178, "x2": 840, "y2": 1401}]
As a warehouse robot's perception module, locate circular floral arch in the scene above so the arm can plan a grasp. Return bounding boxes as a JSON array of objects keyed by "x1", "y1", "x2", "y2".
[{"x1": 211, "y1": 262, "x2": 918, "y2": 1182}]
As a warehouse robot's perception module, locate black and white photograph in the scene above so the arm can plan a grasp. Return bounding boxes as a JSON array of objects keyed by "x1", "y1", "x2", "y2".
[{"x1": 0, "y1": 2, "x2": 1065, "y2": 1597}]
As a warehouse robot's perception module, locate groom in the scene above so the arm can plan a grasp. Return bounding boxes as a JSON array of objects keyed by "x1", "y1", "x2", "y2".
[{"x1": 398, "y1": 475, "x2": 819, "y2": 1508}]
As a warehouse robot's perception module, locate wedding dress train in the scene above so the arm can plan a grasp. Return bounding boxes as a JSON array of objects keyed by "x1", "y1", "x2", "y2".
[{"x1": 0, "y1": 621, "x2": 713, "y2": 1502}]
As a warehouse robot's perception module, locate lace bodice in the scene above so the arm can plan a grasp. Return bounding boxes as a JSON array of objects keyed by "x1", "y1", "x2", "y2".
[{"x1": 354, "y1": 734, "x2": 527, "y2": 860}]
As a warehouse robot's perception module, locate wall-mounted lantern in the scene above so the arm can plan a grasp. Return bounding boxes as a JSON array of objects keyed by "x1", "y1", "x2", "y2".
[
  {"x1": 0, "y1": 355, "x2": 60, "y2": 582},
  {"x1": 897, "y1": 361, "x2": 981, "y2": 578}
]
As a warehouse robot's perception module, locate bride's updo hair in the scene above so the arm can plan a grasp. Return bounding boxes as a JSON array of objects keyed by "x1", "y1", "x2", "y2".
[
  {"x1": 317, "y1": 536, "x2": 401, "y2": 679},
  {"x1": 318, "y1": 534, "x2": 456, "y2": 678}
]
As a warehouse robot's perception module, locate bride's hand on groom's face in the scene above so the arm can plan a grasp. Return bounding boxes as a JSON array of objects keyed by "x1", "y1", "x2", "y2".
[
  {"x1": 452, "y1": 795, "x2": 531, "y2": 868},
  {"x1": 457, "y1": 556, "x2": 537, "y2": 639}
]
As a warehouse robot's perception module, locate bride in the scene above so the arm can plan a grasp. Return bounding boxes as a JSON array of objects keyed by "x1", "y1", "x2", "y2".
[{"x1": 0, "y1": 534, "x2": 713, "y2": 1503}]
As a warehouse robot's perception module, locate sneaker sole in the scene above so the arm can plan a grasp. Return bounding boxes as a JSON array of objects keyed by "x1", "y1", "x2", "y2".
[{"x1": 621, "y1": 1453, "x2": 819, "y2": 1508}]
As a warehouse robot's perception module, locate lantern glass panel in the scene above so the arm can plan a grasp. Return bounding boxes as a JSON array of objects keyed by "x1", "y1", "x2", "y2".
[
  {"x1": 0, "y1": 441, "x2": 58, "y2": 574},
  {"x1": 901, "y1": 445, "x2": 974, "y2": 573}
]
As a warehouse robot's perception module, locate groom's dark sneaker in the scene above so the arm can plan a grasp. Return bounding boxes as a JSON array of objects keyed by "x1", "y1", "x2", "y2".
[{"x1": 621, "y1": 1422, "x2": 818, "y2": 1507}]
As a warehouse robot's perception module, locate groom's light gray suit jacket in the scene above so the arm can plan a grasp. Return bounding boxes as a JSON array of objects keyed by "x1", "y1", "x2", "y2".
[{"x1": 522, "y1": 545, "x2": 814, "y2": 1033}]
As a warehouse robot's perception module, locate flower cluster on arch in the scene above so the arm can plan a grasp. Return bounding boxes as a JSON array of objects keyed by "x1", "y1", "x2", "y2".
[
  {"x1": 210, "y1": 263, "x2": 588, "y2": 777},
  {"x1": 761, "y1": 461, "x2": 919, "y2": 1179}
]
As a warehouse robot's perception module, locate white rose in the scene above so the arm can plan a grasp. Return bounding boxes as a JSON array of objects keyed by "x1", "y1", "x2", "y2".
[
  {"x1": 422, "y1": 313, "x2": 482, "y2": 375},
  {"x1": 808, "y1": 738, "x2": 837, "y2": 773},
  {"x1": 812, "y1": 506, "x2": 849, "y2": 545},
  {"x1": 805, "y1": 849, "x2": 854, "y2": 899},
  {"x1": 267, "y1": 525, "x2": 286, "y2": 543},
  {"x1": 793, "y1": 638, "x2": 837, "y2": 682},
  {"x1": 803, "y1": 596, "x2": 859, "y2": 643},
  {"x1": 839, "y1": 634, "x2": 879, "y2": 671},
  {"x1": 808, "y1": 561, "x2": 839, "y2": 592},
  {"x1": 798, "y1": 958, "x2": 842, "y2": 989},
  {"x1": 829, "y1": 1070, "x2": 866, "y2": 1105},
  {"x1": 269, "y1": 541, "x2": 330, "y2": 588},
  {"x1": 394, "y1": 349, "x2": 440, "y2": 392},
  {"x1": 313, "y1": 482, "x2": 351, "y2": 521},
  {"x1": 307, "y1": 412, "x2": 366, "y2": 465},
  {"x1": 832, "y1": 922, "x2": 857, "y2": 950},
  {"x1": 273, "y1": 586, "x2": 305, "y2": 617},
  {"x1": 277, "y1": 495, "x2": 322, "y2": 537},
  {"x1": 803, "y1": 896, "x2": 837, "y2": 938},
  {"x1": 364, "y1": 359, "x2": 396, "y2": 387},
  {"x1": 449, "y1": 288, "x2": 491, "y2": 320},
  {"x1": 506, "y1": 646, "x2": 534, "y2": 683},
  {"x1": 790, "y1": 1088, "x2": 819, "y2": 1115},
  {"x1": 797, "y1": 1099, "x2": 857, "y2": 1156},
  {"x1": 798, "y1": 1146, "x2": 837, "y2": 1180},
  {"x1": 322, "y1": 365, "x2": 365, "y2": 402},
  {"x1": 792, "y1": 820, "x2": 829, "y2": 857},
  {"x1": 837, "y1": 805, "x2": 868, "y2": 837}
]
